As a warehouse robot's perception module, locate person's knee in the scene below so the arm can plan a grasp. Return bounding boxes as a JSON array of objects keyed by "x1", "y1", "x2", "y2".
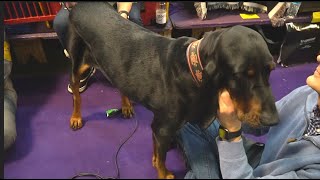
[
  {"x1": 53, "y1": 10, "x2": 68, "y2": 32},
  {"x1": 129, "y1": 2, "x2": 143, "y2": 26},
  {"x1": 53, "y1": 8, "x2": 70, "y2": 48}
]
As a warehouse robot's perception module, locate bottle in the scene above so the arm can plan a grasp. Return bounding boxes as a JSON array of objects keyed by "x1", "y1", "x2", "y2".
[
  {"x1": 286, "y1": 2, "x2": 302, "y2": 19},
  {"x1": 155, "y1": 2, "x2": 167, "y2": 28}
]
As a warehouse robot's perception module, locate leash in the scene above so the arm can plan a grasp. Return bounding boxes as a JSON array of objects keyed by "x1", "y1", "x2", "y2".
[{"x1": 186, "y1": 39, "x2": 204, "y2": 87}]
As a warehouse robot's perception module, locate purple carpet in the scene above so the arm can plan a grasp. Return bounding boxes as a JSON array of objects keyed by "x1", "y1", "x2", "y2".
[{"x1": 4, "y1": 53, "x2": 317, "y2": 178}]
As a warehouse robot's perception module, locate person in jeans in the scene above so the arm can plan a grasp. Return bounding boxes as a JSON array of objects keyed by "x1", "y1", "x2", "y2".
[
  {"x1": 53, "y1": 2, "x2": 143, "y2": 93},
  {"x1": 177, "y1": 54, "x2": 320, "y2": 179}
]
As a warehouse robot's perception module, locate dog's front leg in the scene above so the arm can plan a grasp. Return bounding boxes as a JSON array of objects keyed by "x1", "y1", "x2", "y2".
[
  {"x1": 121, "y1": 94, "x2": 134, "y2": 118},
  {"x1": 153, "y1": 133, "x2": 175, "y2": 179},
  {"x1": 69, "y1": 64, "x2": 91, "y2": 130},
  {"x1": 152, "y1": 132, "x2": 158, "y2": 168},
  {"x1": 152, "y1": 120, "x2": 175, "y2": 179},
  {"x1": 70, "y1": 70, "x2": 82, "y2": 130}
]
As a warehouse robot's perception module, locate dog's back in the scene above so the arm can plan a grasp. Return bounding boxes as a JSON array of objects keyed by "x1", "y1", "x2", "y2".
[
  {"x1": 68, "y1": 2, "x2": 191, "y2": 110},
  {"x1": 69, "y1": 2, "x2": 158, "y2": 56}
]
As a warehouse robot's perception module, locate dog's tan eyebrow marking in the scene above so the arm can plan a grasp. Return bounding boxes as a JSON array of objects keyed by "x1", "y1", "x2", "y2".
[{"x1": 247, "y1": 68, "x2": 255, "y2": 76}]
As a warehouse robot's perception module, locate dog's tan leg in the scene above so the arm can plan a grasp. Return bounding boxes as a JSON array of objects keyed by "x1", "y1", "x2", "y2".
[
  {"x1": 121, "y1": 95, "x2": 134, "y2": 118},
  {"x1": 153, "y1": 134, "x2": 175, "y2": 179},
  {"x1": 70, "y1": 64, "x2": 91, "y2": 130},
  {"x1": 152, "y1": 133, "x2": 158, "y2": 167}
]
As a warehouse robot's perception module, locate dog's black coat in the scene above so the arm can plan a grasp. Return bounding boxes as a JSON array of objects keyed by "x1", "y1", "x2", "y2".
[{"x1": 67, "y1": 2, "x2": 279, "y2": 178}]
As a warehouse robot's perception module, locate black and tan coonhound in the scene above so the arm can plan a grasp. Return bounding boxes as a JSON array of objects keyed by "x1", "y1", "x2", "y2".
[{"x1": 66, "y1": 2, "x2": 279, "y2": 179}]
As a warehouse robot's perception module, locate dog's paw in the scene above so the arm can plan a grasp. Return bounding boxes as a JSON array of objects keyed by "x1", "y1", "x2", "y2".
[
  {"x1": 158, "y1": 171, "x2": 175, "y2": 179},
  {"x1": 165, "y1": 172, "x2": 175, "y2": 179},
  {"x1": 152, "y1": 155, "x2": 157, "y2": 167},
  {"x1": 122, "y1": 106, "x2": 135, "y2": 119},
  {"x1": 70, "y1": 117, "x2": 83, "y2": 130}
]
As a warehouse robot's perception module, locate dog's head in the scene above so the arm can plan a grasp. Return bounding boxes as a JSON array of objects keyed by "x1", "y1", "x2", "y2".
[{"x1": 198, "y1": 25, "x2": 279, "y2": 128}]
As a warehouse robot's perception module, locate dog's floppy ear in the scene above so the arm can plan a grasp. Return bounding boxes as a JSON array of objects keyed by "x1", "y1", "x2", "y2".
[
  {"x1": 200, "y1": 29, "x2": 225, "y2": 79},
  {"x1": 203, "y1": 61, "x2": 216, "y2": 78},
  {"x1": 202, "y1": 30, "x2": 216, "y2": 39}
]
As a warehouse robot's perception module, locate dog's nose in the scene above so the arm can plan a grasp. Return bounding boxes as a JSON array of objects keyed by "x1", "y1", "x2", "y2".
[{"x1": 260, "y1": 111, "x2": 279, "y2": 126}]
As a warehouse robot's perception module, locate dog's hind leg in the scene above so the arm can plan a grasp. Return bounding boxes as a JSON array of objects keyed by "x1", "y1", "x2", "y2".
[
  {"x1": 151, "y1": 118, "x2": 176, "y2": 179},
  {"x1": 121, "y1": 95, "x2": 134, "y2": 118}
]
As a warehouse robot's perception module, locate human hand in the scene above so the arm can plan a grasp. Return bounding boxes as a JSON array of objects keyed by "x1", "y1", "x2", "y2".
[
  {"x1": 117, "y1": 2, "x2": 132, "y2": 20},
  {"x1": 217, "y1": 90, "x2": 242, "y2": 132}
]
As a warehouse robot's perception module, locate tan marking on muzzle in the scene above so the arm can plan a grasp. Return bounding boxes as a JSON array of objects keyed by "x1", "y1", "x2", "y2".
[
  {"x1": 247, "y1": 68, "x2": 255, "y2": 76},
  {"x1": 233, "y1": 97, "x2": 262, "y2": 127}
]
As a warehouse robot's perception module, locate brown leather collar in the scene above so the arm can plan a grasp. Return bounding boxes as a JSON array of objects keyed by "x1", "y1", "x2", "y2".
[{"x1": 186, "y1": 39, "x2": 203, "y2": 87}]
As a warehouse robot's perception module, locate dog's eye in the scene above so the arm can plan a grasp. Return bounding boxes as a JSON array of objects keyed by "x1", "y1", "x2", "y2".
[{"x1": 232, "y1": 72, "x2": 243, "y2": 80}]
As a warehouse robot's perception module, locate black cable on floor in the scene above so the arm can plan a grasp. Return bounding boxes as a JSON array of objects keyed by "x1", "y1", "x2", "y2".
[{"x1": 71, "y1": 117, "x2": 139, "y2": 179}]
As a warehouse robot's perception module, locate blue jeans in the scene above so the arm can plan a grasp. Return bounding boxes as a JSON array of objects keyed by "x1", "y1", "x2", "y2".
[
  {"x1": 53, "y1": 2, "x2": 143, "y2": 49},
  {"x1": 128, "y1": 2, "x2": 143, "y2": 27},
  {"x1": 177, "y1": 121, "x2": 222, "y2": 179},
  {"x1": 177, "y1": 120, "x2": 262, "y2": 179},
  {"x1": 53, "y1": 7, "x2": 69, "y2": 49}
]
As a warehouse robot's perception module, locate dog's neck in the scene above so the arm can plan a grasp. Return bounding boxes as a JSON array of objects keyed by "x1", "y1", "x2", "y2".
[{"x1": 186, "y1": 39, "x2": 204, "y2": 87}]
